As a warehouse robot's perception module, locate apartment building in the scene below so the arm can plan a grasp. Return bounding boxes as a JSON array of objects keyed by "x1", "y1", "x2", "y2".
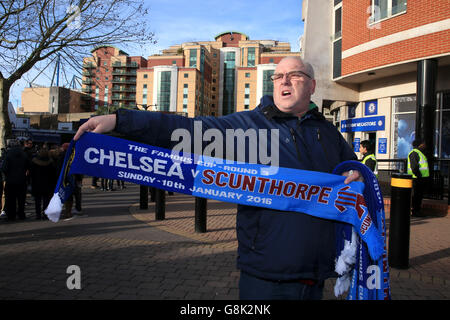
[
  {"x1": 301, "y1": 0, "x2": 450, "y2": 160},
  {"x1": 135, "y1": 31, "x2": 299, "y2": 117},
  {"x1": 82, "y1": 45, "x2": 148, "y2": 111}
]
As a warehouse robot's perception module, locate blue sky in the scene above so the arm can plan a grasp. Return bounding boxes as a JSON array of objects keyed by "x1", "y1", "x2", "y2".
[{"x1": 9, "y1": 0, "x2": 304, "y2": 107}]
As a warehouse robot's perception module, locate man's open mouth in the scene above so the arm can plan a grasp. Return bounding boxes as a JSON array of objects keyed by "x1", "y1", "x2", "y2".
[{"x1": 282, "y1": 90, "x2": 291, "y2": 96}]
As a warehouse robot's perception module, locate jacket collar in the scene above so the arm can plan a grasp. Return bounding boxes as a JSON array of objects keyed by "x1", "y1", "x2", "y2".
[{"x1": 258, "y1": 95, "x2": 324, "y2": 121}]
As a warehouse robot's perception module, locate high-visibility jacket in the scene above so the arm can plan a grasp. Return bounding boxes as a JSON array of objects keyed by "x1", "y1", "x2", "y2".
[
  {"x1": 407, "y1": 149, "x2": 429, "y2": 178},
  {"x1": 362, "y1": 153, "x2": 378, "y2": 176}
]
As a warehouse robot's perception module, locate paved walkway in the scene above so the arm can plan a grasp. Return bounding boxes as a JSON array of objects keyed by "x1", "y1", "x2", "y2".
[{"x1": 0, "y1": 182, "x2": 448, "y2": 300}]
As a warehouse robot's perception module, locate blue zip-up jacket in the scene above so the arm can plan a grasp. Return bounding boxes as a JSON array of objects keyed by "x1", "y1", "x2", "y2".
[{"x1": 114, "y1": 95, "x2": 357, "y2": 281}]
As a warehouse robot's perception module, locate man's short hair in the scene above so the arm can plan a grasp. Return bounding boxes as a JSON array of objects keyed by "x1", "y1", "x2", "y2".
[
  {"x1": 278, "y1": 56, "x2": 315, "y2": 79},
  {"x1": 412, "y1": 140, "x2": 423, "y2": 148},
  {"x1": 360, "y1": 140, "x2": 374, "y2": 154}
]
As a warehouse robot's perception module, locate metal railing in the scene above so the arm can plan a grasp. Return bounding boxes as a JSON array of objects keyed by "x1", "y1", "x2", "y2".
[{"x1": 377, "y1": 158, "x2": 449, "y2": 204}]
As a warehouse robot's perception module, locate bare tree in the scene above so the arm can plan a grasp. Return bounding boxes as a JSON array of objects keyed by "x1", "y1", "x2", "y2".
[{"x1": 0, "y1": 0, "x2": 155, "y2": 148}]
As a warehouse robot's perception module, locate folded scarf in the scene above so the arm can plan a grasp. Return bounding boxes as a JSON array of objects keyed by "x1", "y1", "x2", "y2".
[{"x1": 45, "y1": 132, "x2": 390, "y2": 300}]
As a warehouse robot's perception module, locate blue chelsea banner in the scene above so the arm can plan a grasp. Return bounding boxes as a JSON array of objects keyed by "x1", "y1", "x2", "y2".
[{"x1": 341, "y1": 116, "x2": 385, "y2": 133}]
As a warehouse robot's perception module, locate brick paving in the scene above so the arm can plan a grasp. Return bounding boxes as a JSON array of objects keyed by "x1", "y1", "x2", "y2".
[{"x1": 0, "y1": 182, "x2": 448, "y2": 300}]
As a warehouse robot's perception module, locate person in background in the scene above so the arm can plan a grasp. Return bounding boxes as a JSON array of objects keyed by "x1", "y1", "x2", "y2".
[
  {"x1": 30, "y1": 146, "x2": 56, "y2": 220},
  {"x1": 359, "y1": 140, "x2": 377, "y2": 175},
  {"x1": 2, "y1": 140, "x2": 30, "y2": 221},
  {"x1": 407, "y1": 140, "x2": 430, "y2": 217}
]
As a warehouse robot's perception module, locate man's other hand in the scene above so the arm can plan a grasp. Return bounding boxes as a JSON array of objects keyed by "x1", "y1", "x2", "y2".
[{"x1": 74, "y1": 114, "x2": 117, "y2": 141}]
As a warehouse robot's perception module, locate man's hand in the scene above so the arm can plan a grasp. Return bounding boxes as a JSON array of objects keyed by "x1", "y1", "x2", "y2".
[
  {"x1": 343, "y1": 170, "x2": 364, "y2": 184},
  {"x1": 74, "y1": 114, "x2": 117, "y2": 141}
]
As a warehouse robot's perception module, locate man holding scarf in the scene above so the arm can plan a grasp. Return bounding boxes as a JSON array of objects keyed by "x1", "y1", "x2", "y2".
[{"x1": 74, "y1": 57, "x2": 364, "y2": 300}]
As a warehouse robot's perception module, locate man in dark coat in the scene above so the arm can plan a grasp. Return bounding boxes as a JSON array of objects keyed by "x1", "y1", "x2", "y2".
[
  {"x1": 1, "y1": 140, "x2": 31, "y2": 221},
  {"x1": 30, "y1": 146, "x2": 57, "y2": 219},
  {"x1": 74, "y1": 56, "x2": 362, "y2": 300}
]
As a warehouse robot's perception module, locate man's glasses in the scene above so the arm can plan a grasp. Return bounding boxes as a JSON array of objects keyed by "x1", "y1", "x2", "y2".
[{"x1": 270, "y1": 70, "x2": 312, "y2": 82}]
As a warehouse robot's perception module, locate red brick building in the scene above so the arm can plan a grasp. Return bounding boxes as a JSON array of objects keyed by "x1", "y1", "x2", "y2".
[
  {"x1": 301, "y1": 0, "x2": 450, "y2": 161},
  {"x1": 82, "y1": 46, "x2": 148, "y2": 111}
]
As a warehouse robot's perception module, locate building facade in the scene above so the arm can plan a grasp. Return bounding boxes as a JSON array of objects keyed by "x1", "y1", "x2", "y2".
[
  {"x1": 82, "y1": 46, "x2": 148, "y2": 111},
  {"x1": 21, "y1": 86, "x2": 92, "y2": 114},
  {"x1": 301, "y1": 0, "x2": 450, "y2": 162},
  {"x1": 135, "y1": 31, "x2": 300, "y2": 117}
]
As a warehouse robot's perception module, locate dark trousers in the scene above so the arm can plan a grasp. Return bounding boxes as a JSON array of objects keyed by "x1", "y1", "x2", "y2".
[
  {"x1": 412, "y1": 178, "x2": 427, "y2": 215},
  {"x1": 73, "y1": 185, "x2": 82, "y2": 211},
  {"x1": 239, "y1": 271, "x2": 324, "y2": 300},
  {"x1": 35, "y1": 194, "x2": 51, "y2": 218},
  {"x1": 5, "y1": 182, "x2": 27, "y2": 220}
]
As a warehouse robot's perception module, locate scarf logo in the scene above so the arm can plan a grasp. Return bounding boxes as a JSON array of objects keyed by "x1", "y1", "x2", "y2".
[{"x1": 335, "y1": 186, "x2": 367, "y2": 217}]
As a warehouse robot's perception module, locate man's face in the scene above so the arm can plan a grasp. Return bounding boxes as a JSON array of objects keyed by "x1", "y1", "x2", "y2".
[
  {"x1": 272, "y1": 58, "x2": 316, "y2": 116},
  {"x1": 359, "y1": 145, "x2": 367, "y2": 155}
]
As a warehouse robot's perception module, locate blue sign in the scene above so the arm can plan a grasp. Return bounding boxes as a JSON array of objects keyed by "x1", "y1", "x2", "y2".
[
  {"x1": 341, "y1": 116, "x2": 385, "y2": 133},
  {"x1": 365, "y1": 100, "x2": 378, "y2": 116},
  {"x1": 353, "y1": 138, "x2": 360, "y2": 152},
  {"x1": 378, "y1": 138, "x2": 387, "y2": 154}
]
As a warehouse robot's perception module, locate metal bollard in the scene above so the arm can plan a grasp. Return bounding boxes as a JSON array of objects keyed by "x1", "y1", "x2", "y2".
[
  {"x1": 139, "y1": 185, "x2": 148, "y2": 209},
  {"x1": 388, "y1": 173, "x2": 413, "y2": 269},
  {"x1": 195, "y1": 197, "x2": 207, "y2": 233},
  {"x1": 155, "y1": 188, "x2": 165, "y2": 220}
]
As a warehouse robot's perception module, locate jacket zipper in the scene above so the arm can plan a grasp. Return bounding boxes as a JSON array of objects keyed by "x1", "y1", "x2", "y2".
[
  {"x1": 289, "y1": 127, "x2": 301, "y2": 162},
  {"x1": 317, "y1": 128, "x2": 333, "y2": 171}
]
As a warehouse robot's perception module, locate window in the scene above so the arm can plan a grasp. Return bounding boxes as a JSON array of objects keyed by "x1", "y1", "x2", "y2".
[
  {"x1": 269, "y1": 58, "x2": 274, "y2": 63},
  {"x1": 332, "y1": 1, "x2": 342, "y2": 78},
  {"x1": 262, "y1": 70, "x2": 274, "y2": 96},
  {"x1": 391, "y1": 95, "x2": 416, "y2": 159},
  {"x1": 158, "y1": 71, "x2": 171, "y2": 111},
  {"x1": 143, "y1": 74, "x2": 148, "y2": 79},
  {"x1": 370, "y1": 0, "x2": 407, "y2": 23},
  {"x1": 334, "y1": 6, "x2": 342, "y2": 40},
  {"x1": 189, "y1": 49, "x2": 197, "y2": 67},
  {"x1": 247, "y1": 47, "x2": 255, "y2": 67},
  {"x1": 245, "y1": 73, "x2": 250, "y2": 78},
  {"x1": 184, "y1": 73, "x2": 189, "y2": 78},
  {"x1": 143, "y1": 84, "x2": 147, "y2": 89},
  {"x1": 183, "y1": 83, "x2": 188, "y2": 88}
]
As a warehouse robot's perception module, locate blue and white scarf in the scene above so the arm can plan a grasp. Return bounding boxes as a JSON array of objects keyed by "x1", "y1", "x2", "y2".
[{"x1": 45, "y1": 132, "x2": 390, "y2": 300}]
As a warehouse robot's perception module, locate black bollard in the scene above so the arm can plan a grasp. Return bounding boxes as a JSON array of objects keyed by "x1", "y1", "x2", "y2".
[
  {"x1": 139, "y1": 185, "x2": 148, "y2": 209},
  {"x1": 388, "y1": 173, "x2": 413, "y2": 269},
  {"x1": 155, "y1": 188, "x2": 165, "y2": 220},
  {"x1": 195, "y1": 197, "x2": 207, "y2": 233}
]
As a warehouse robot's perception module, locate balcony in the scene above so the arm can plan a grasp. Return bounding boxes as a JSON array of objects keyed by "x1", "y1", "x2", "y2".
[
  {"x1": 111, "y1": 95, "x2": 136, "y2": 101},
  {"x1": 82, "y1": 79, "x2": 94, "y2": 85},
  {"x1": 111, "y1": 78, "x2": 137, "y2": 84},
  {"x1": 111, "y1": 61, "x2": 139, "y2": 68},
  {"x1": 111, "y1": 86, "x2": 136, "y2": 92},
  {"x1": 82, "y1": 71, "x2": 95, "y2": 77},
  {"x1": 112, "y1": 70, "x2": 137, "y2": 76},
  {"x1": 83, "y1": 62, "x2": 96, "y2": 69},
  {"x1": 81, "y1": 87, "x2": 93, "y2": 93}
]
